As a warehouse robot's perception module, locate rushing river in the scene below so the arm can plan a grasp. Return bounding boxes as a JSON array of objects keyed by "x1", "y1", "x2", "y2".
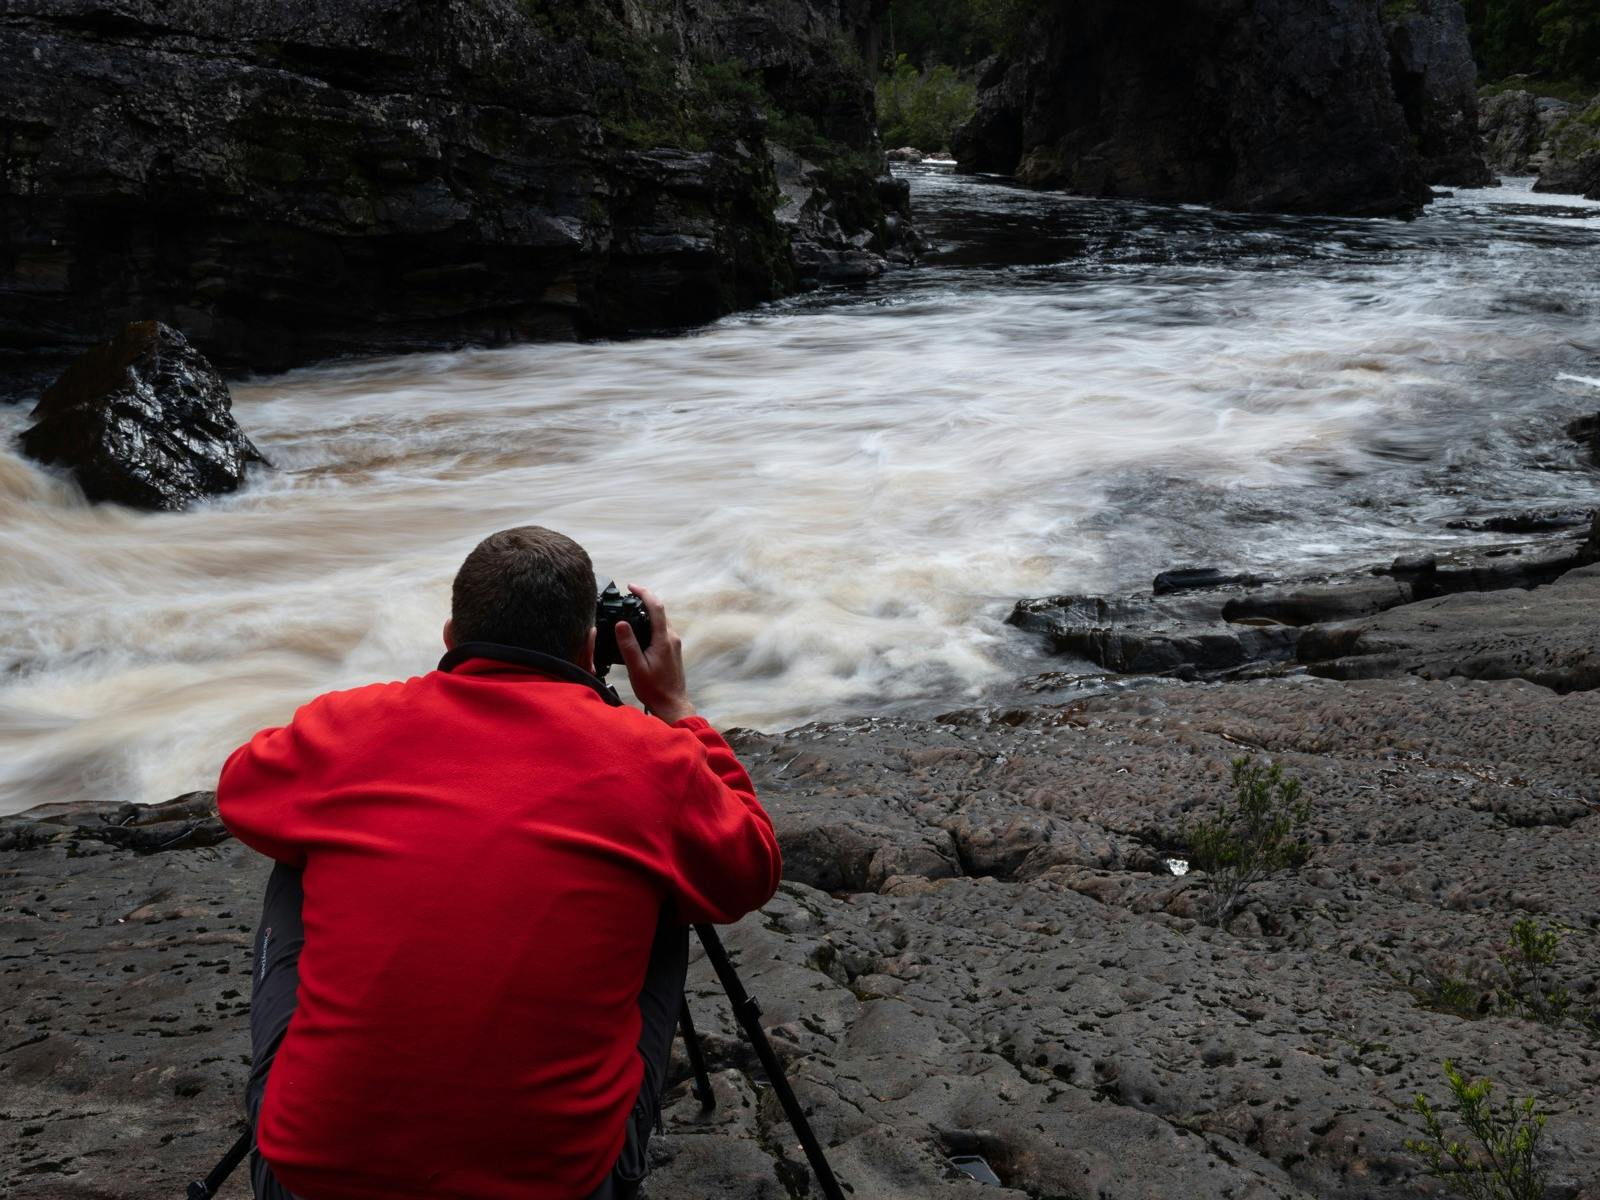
[{"x1": 3, "y1": 166, "x2": 1599, "y2": 813}]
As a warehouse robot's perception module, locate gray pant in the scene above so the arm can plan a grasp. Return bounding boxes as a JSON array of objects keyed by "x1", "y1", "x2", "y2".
[{"x1": 247, "y1": 863, "x2": 688, "y2": 1200}]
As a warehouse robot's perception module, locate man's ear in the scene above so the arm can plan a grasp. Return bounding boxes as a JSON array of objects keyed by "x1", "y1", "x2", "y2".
[
  {"x1": 442, "y1": 618, "x2": 456, "y2": 651},
  {"x1": 578, "y1": 625, "x2": 597, "y2": 674}
]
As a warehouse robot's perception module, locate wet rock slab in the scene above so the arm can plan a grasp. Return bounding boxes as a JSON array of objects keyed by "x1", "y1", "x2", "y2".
[
  {"x1": 1008, "y1": 529, "x2": 1599, "y2": 688},
  {"x1": 5, "y1": 678, "x2": 1600, "y2": 1198}
]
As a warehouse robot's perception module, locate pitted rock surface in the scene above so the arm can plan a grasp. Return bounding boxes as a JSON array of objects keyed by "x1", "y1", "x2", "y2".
[{"x1": 5, "y1": 677, "x2": 1599, "y2": 1198}]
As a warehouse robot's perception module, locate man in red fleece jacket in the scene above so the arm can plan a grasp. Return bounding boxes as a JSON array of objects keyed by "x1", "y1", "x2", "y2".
[{"x1": 216, "y1": 526, "x2": 783, "y2": 1200}]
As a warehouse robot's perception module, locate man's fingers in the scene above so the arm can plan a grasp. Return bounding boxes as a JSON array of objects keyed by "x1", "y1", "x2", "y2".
[
  {"x1": 626, "y1": 583, "x2": 669, "y2": 642},
  {"x1": 615, "y1": 621, "x2": 647, "y2": 672}
]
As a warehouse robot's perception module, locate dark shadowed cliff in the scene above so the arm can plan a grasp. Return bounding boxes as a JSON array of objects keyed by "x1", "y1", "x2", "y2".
[
  {"x1": 953, "y1": 0, "x2": 1491, "y2": 215},
  {"x1": 0, "y1": 0, "x2": 915, "y2": 388}
]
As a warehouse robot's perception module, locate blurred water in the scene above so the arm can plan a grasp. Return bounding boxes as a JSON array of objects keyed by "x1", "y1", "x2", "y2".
[{"x1": 2, "y1": 168, "x2": 1598, "y2": 812}]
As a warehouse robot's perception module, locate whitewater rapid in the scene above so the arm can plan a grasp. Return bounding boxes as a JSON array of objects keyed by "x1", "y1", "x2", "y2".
[{"x1": 2, "y1": 169, "x2": 1597, "y2": 812}]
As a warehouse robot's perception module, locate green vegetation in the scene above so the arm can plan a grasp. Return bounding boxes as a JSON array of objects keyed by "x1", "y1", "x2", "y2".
[
  {"x1": 872, "y1": 0, "x2": 1047, "y2": 151},
  {"x1": 877, "y1": 55, "x2": 976, "y2": 151},
  {"x1": 1417, "y1": 917, "x2": 1599, "y2": 1033},
  {"x1": 1464, "y1": 0, "x2": 1600, "y2": 91},
  {"x1": 1182, "y1": 757, "x2": 1312, "y2": 927},
  {"x1": 1498, "y1": 916, "x2": 1575, "y2": 1021},
  {"x1": 1407, "y1": 1061, "x2": 1548, "y2": 1200}
]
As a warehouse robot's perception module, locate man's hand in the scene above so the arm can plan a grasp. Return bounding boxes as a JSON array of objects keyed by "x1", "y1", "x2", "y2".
[{"x1": 615, "y1": 584, "x2": 696, "y2": 724}]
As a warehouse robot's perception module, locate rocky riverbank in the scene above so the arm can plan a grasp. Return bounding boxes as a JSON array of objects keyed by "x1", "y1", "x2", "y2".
[
  {"x1": 0, "y1": 0, "x2": 917, "y2": 391},
  {"x1": 1479, "y1": 85, "x2": 1600, "y2": 196},
  {"x1": 5, "y1": 523, "x2": 1600, "y2": 1198}
]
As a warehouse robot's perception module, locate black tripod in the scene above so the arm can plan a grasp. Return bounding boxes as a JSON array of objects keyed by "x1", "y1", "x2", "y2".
[{"x1": 188, "y1": 924, "x2": 843, "y2": 1200}]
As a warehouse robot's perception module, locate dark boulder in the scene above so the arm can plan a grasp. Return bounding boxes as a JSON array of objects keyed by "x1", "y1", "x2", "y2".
[
  {"x1": 1381, "y1": 0, "x2": 1493, "y2": 185},
  {"x1": 952, "y1": 0, "x2": 1431, "y2": 217},
  {"x1": 19, "y1": 322, "x2": 263, "y2": 510}
]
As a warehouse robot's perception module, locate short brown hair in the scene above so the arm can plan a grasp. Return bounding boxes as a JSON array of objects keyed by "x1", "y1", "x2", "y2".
[{"x1": 450, "y1": 526, "x2": 595, "y2": 659}]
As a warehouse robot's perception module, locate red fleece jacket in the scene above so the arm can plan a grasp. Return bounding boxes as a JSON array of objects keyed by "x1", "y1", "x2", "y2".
[{"x1": 215, "y1": 656, "x2": 782, "y2": 1200}]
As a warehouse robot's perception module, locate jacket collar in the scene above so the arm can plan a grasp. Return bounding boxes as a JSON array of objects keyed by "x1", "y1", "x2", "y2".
[{"x1": 438, "y1": 641, "x2": 623, "y2": 707}]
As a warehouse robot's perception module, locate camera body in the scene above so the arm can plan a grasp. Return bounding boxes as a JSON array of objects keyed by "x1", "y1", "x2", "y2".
[{"x1": 594, "y1": 581, "x2": 652, "y2": 677}]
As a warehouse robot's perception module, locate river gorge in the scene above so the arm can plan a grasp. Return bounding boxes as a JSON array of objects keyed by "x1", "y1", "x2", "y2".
[{"x1": 2, "y1": 165, "x2": 1598, "y2": 815}]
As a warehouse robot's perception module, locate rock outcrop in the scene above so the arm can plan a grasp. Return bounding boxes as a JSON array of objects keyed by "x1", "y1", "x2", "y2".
[
  {"x1": 0, "y1": 1, "x2": 916, "y2": 389},
  {"x1": 952, "y1": 0, "x2": 1436, "y2": 217},
  {"x1": 1382, "y1": 0, "x2": 1494, "y2": 185},
  {"x1": 1533, "y1": 93, "x2": 1600, "y2": 198},
  {"x1": 19, "y1": 322, "x2": 264, "y2": 510},
  {"x1": 1477, "y1": 88, "x2": 1567, "y2": 173},
  {"x1": 1008, "y1": 523, "x2": 1600, "y2": 690}
]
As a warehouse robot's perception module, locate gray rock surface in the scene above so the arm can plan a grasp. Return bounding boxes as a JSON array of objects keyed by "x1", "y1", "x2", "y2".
[
  {"x1": 952, "y1": 0, "x2": 1433, "y2": 217},
  {"x1": 5, "y1": 671, "x2": 1600, "y2": 1198},
  {"x1": 0, "y1": 0, "x2": 914, "y2": 389},
  {"x1": 19, "y1": 322, "x2": 264, "y2": 510},
  {"x1": 1306, "y1": 562, "x2": 1600, "y2": 691}
]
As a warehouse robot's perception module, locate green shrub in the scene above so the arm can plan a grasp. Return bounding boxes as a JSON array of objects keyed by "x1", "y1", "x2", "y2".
[
  {"x1": 1407, "y1": 1061, "x2": 1547, "y2": 1200},
  {"x1": 876, "y1": 56, "x2": 976, "y2": 151},
  {"x1": 1182, "y1": 756, "x2": 1311, "y2": 927},
  {"x1": 1498, "y1": 916, "x2": 1575, "y2": 1021}
]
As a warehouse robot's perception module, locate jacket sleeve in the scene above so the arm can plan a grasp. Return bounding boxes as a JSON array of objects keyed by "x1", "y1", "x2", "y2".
[
  {"x1": 214, "y1": 708, "x2": 324, "y2": 868},
  {"x1": 664, "y1": 717, "x2": 783, "y2": 925}
]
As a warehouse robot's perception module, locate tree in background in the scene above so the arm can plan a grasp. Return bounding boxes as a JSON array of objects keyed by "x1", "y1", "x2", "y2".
[
  {"x1": 877, "y1": 0, "x2": 1044, "y2": 151},
  {"x1": 878, "y1": 55, "x2": 976, "y2": 151},
  {"x1": 1463, "y1": 0, "x2": 1600, "y2": 89}
]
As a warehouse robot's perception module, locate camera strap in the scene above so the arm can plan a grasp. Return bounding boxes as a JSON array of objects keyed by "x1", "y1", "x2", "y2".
[{"x1": 438, "y1": 641, "x2": 624, "y2": 707}]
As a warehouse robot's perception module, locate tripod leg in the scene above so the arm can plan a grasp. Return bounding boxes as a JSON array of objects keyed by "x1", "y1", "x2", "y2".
[
  {"x1": 694, "y1": 925, "x2": 846, "y2": 1200},
  {"x1": 678, "y1": 999, "x2": 716, "y2": 1112},
  {"x1": 186, "y1": 1126, "x2": 252, "y2": 1199}
]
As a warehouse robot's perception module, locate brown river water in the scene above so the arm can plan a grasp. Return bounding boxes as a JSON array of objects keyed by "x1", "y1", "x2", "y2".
[{"x1": 2, "y1": 166, "x2": 1598, "y2": 813}]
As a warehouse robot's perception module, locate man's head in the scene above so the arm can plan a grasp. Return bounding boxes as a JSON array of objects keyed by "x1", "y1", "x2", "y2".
[{"x1": 446, "y1": 526, "x2": 596, "y2": 664}]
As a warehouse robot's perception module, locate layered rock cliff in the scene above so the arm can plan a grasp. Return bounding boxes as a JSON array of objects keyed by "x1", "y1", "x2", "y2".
[
  {"x1": 0, "y1": 0, "x2": 914, "y2": 389},
  {"x1": 953, "y1": 0, "x2": 1490, "y2": 216}
]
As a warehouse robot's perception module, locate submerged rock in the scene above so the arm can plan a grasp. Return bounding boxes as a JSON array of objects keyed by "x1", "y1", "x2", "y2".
[
  {"x1": 1571, "y1": 412, "x2": 1600, "y2": 465},
  {"x1": 19, "y1": 322, "x2": 263, "y2": 510}
]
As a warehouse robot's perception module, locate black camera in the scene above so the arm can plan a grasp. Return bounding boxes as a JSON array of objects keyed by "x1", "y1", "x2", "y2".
[{"x1": 594, "y1": 581, "x2": 652, "y2": 677}]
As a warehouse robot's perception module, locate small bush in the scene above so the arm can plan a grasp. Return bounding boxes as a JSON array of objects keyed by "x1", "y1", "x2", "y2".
[
  {"x1": 1406, "y1": 1061, "x2": 1547, "y2": 1200},
  {"x1": 1498, "y1": 916, "x2": 1574, "y2": 1022},
  {"x1": 1182, "y1": 756, "x2": 1311, "y2": 927}
]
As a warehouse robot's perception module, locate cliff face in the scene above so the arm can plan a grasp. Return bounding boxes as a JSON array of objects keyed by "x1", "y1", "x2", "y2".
[
  {"x1": 1382, "y1": 0, "x2": 1494, "y2": 186},
  {"x1": 953, "y1": 0, "x2": 1457, "y2": 216},
  {"x1": 0, "y1": 0, "x2": 912, "y2": 387}
]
